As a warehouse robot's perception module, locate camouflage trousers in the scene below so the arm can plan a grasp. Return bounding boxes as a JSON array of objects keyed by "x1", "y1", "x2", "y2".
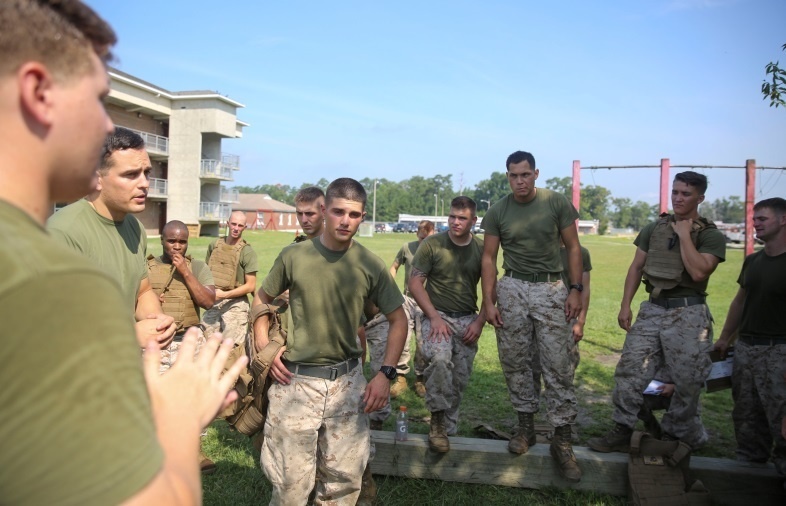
[
  {"x1": 201, "y1": 296, "x2": 249, "y2": 347},
  {"x1": 732, "y1": 340, "x2": 786, "y2": 473},
  {"x1": 612, "y1": 301, "x2": 713, "y2": 448},
  {"x1": 532, "y1": 321, "x2": 580, "y2": 404},
  {"x1": 365, "y1": 314, "x2": 393, "y2": 423},
  {"x1": 495, "y1": 276, "x2": 577, "y2": 427},
  {"x1": 261, "y1": 364, "x2": 369, "y2": 506},
  {"x1": 421, "y1": 312, "x2": 479, "y2": 435},
  {"x1": 403, "y1": 294, "x2": 422, "y2": 376},
  {"x1": 158, "y1": 326, "x2": 205, "y2": 374}
]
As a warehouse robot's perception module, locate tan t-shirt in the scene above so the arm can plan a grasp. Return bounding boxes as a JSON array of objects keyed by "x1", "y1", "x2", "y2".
[
  {"x1": 47, "y1": 198, "x2": 148, "y2": 312},
  {"x1": 0, "y1": 200, "x2": 162, "y2": 505}
]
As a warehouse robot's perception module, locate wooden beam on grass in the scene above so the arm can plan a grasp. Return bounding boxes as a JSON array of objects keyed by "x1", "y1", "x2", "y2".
[{"x1": 369, "y1": 431, "x2": 784, "y2": 505}]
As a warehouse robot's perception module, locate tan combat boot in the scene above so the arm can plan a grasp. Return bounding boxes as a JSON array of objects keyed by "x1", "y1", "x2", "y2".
[
  {"x1": 587, "y1": 422, "x2": 633, "y2": 453},
  {"x1": 356, "y1": 464, "x2": 377, "y2": 506},
  {"x1": 428, "y1": 411, "x2": 450, "y2": 453},
  {"x1": 507, "y1": 411, "x2": 536, "y2": 454},
  {"x1": 550, "y1": 425, "x2": 581, "y2": 482},
  {"x1": 414, "y1": 375, "x2": 427, "y2": 398},
  {"x1": 389, "y1": 375, "x2": 408, "y2": 398}
]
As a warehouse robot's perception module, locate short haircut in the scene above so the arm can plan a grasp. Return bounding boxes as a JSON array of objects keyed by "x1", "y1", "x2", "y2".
[
  {"x1": 451, "y1": 196, "x2": 477, "y2": 215},
  {"x1": 99, "y1": 127, "x2": 145, "y2": 173},
  {"x1": 162, "y1": 220, "x2": 188, "y2": 237},
  {"x1": 295, "y1": 186, "x2": 325, "y2": 205},
  {"x1": 418, "y1": 220, "x2": 435, "y2": 234},
  {"x1": 674, "y1": 171, "x2": 708, "y2": 196},
  {"x1": 506, "y1": 151, "x2": 537, "y2": 171},
  {"x1": 754, "y1": 197, "x2": 786, "y2": 215},
  {"x1": 325, "y1": 178, "x2": 367, "y2": 209},
  {"x1": 0, "y1": 0, "x2": 116, "y2": 79}
]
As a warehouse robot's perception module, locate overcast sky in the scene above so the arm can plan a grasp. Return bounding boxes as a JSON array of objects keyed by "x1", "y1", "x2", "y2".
[{"x1": 90, "y1": 0, "x2": 786, "y2": 204}]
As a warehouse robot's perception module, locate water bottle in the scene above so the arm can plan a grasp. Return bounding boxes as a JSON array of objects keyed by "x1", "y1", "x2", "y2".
[{"x1": 395, "y1": 406, "x2": 408, "y2": 441}]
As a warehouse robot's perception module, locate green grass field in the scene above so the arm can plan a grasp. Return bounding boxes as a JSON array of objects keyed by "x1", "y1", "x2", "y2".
[{"x1": 148, "y1": 231, "x2": 744, "y2": 505}]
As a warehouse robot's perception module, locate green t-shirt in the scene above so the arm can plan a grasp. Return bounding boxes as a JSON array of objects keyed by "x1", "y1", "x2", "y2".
[
  {"x1": 481, "y1": 189, "x2": 579, "y2": 274},
  {"x1": 559, "y1": 245, "x2": 592, "y2": 285},
  {"x1": 394, "y1": 240, "x2": 420, "y2": 283},
  {"x1": 262, "y1": 238, "x2": 404, "y2": 365},
  {"x1": 47, "y1": 199, "x2": 147, "y2": 313},
  {"x1": 738, "y1": 250, "x2": 786, "y2": 339},
  {"x1": 411, "y1": 232, "x2": 484, "y2": 313},
  {"x1": 206, "y1": 238, "x2": 258, "y2": 299},
  {"x1": 150, "y1": 255, "x2": 214, "y2": 319},
  {"x1": 0, "y1": 200, "x2": 162, "y2": 505},
  {"x1": 634, "y1": 218, "x2": 726, "y2": 297}
]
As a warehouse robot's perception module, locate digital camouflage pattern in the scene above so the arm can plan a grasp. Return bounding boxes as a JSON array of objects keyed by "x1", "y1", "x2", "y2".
[
  {"x1": 420, "y1": 312, "x2": 479, "y2": 435},
  {"x1": 364, "y1": 314, "x2": 392, "y2": 424},
  {"x1": 495, "y1": 276, "x2": 578, "y2": 427},
  {"x1": 402, "y1": 294, "x2": 421, "y2": 375},
  {"x1": 261, "y1": 366, "x2": 369, "y2": 505},
  {"x1": 159, "y1": 328, "x2": 205, "y2": 374},
  {"x1": 202, "y1": 297, "x2": 249, "y2": 346},
  {"x1": 612, "y1": 301, "x2": 713, "y2": 448},
  {"x1": 732, "y1": 341, "x2": 786, "y2": 473}
]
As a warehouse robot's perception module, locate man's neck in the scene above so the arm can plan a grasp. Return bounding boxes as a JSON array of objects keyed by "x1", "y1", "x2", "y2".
[
  {"x1": 763, "y1": 233, "x2": 786, "y2": 256},
  {"x1": 319, "y1": 233, "x2": 352, "y2": 252},
  {"x1": 512, "y1": 187, "x2": 537, "y2": 204},
  {"x1": 448, "y1": 231, "x2": 473, "y2": 246},
  {"x1": 225, "y1": 235, "x2": 241, "y2": 245},
  {"x1": 674, "y1": 210, "x2": 699, "y2": 221},
  {"x1": 0, "y1": 161, "x2": 51, "y2": 225},
  {"x1": 86, "y1": 193, "x2": 127, "y2": 222}
]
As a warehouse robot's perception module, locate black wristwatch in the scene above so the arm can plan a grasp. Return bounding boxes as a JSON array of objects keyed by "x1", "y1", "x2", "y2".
[
  {"x1": 380, "y1": 365, "x2": 398, "y2": 380},
  {"x1": 569, "y1": 283, "x2": 584, "y2": 293}
]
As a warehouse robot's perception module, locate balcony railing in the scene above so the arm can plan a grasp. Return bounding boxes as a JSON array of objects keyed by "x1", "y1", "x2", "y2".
[
  {"x1": 199, "y1": 202, "x2": 231, "y2": 222},
  {"x1": 200, "y1": 159, "x2": 234, "y2": 180},
  {"x1": 220, "y1": 186, "x2": 239, "y2": 203},
  {"x1": 148, "y1": 178, "x2": 168, "y2": 198},
  {"x1": 222, "y1": 153, "x2": 240, "y2": 170},
  {"x1": 128, "y1": 128, "x2": 169, "y2": 156}
]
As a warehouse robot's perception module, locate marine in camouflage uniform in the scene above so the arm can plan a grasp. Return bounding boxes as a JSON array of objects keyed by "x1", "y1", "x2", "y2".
[
  {"x1": 389, "y1": 220, "x2": 436, "y2": 397},
  {"x1": 588, "y1": 171, "x2": 726, "y2": 453},
  {"x1": 480, "y1": 151, "x2": 584, "y2": 483},
  {"x1": 715, "y1": 198, "x2": 786, "y2": 475},
  {"x1": 252, "y1": 179, "x2": 407, "y2": 505},
  {"x1": 408, "y1": 198, "x2": 485, "y2": 452},
  {"x1": 202, "y1": 211, "x2": 258, "y2": 347}
]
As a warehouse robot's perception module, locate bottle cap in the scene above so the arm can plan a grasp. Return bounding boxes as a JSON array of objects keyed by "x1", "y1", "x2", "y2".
[{"x1": 400, "y1": 406, "x2": 407, "y2": 412}]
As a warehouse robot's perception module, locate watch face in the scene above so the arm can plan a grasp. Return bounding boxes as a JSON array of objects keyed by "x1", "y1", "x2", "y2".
[{"x1": 381, "y1": 366, "x2": 397, "y2": 380}]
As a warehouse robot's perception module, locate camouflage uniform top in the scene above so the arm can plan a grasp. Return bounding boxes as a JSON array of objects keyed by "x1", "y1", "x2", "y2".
[
  {"x1": 262, "y1": 238, "x2": 404, "y2": 365},
  {"x1": 411, "y1": 232, "x2": 484, "y2": 313},
  {"x1": 737, "y1": 249, "x2": 786, "y2": 339},
  {"x1": 634, "y1": 219, "x2": 725, "y2": 298},
  {"x1": 481, "y1": 189, "x2": 579, "y2": 274},
  {"x1": 0, "y1": 200, "x2": 162, "y2": 505}
]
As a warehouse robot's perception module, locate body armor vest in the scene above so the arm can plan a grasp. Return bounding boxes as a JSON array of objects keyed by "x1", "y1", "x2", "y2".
[
  {"x1": 147, "y1": 254, "x2": 201, "y2": 331},
  {"x1": 208, "y1": 238, "x2": 246, "y2": 290},
  {"x1": 642, "y1": 214, "x2": 716, "y2": 298}
]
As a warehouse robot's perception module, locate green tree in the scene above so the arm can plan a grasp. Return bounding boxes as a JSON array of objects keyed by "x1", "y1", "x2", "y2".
[
  {"x1": 473, "y1": 172, "x2": 509, "y2": 211},
  {"x1": 545, "y1": 176, "x2": 572, "y2": 200},
  {"x1": 701, "y1": 197, "x2": 744, "y2": 223},
  {"x1": 762, "y1": 43, "x2": 786, "y2": 108}
]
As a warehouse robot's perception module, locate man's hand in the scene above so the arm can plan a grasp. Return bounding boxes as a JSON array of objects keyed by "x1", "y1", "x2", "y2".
[
  {"x1": 135, "y1": 313, "x2": 177, "y2": 348},
  {"x1": 171, "y1": 252, "x2": 187, "y2": 274},
  {"x1": 215, "y1": 289, "x2": 229, "y2": 301},
  {"x1": 484, "y1": 302, "x2": 503, "y2": 328},
  {"x1": 712, "y1": 338, "x2": 731, "y2": 359},
  {"x1": 571, "y1": 321, "x2": 584, "y2": 343},
  {"x1": 658, "y1": 383, "x2": 676, "y2": 398},
  {"x1": 564, "y1": 290, "x2": 581, "y2": 321},
  {"x1": 363, "y1": 372, "x2": 391, "y2": 413},
  {"x1": 269, "y1": 346, "x2": 294, "y2": 385},
  {"x1": 428, "y1": 315, "x2": 451, "y2": 343},
  {"x1": 671, "y1": 219, "x2": 693, "y2": 240},
  {"x1": 143, "y1": 328, "x2": 248, "y2": 430},
  {"x1": 462, "y1": 318, "x2": 484, "y2": 345},
  {"x1": 618, "y1": 305, "x2": 633, "y2": 332}
]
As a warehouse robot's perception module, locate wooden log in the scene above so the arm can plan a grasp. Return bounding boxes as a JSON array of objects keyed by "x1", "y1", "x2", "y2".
[{"x1": 370, "y1": 431, "x2": 784, "y2": 505}]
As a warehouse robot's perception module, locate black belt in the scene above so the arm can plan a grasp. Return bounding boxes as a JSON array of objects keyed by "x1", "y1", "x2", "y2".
[
  {"x1": 504, "y1": 270, "x2": 562, "y2": 283},
  {"x1": 283, "y1": 357, "x2": 360, "y2": 381},
  {"x1": 648, "y1": 296, "x2": 705, "y2": 309},
  {"x1": 739, "y1": 336, "x2": 786, "y2": 346},
  {"x1": 440, "y1": 310, "x2": 474, "y2": 318}
]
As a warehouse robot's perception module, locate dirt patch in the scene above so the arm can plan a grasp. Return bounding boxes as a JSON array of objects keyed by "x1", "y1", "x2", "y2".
[{"x1": 595, "y1": 352, "x2": 621, "y2": 368}]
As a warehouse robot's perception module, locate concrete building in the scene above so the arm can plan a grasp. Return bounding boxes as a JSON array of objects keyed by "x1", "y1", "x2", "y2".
[
  {"x1": 236, "y1": 194, "x2": 297, "y2": 231},
  {"x1": 106, "y1": 68, "x2": 248, "y2": 237}
]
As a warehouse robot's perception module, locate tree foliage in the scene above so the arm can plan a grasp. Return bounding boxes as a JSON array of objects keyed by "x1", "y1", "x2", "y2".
[
  {"x1": 700, "y1": 197, "x2": 745, "y2": 223},
  {"x1": 762, "y1": 43, "x2": 786, "y2": 108}
]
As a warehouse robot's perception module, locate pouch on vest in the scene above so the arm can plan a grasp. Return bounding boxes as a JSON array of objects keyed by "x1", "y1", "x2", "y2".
[
  {"x1": 221, "y1": 302, "x2": 287, "y2": 450},
  {"x1": 642, "y1": 214, "x2": 716, "y2": 299},
  {"x1": 628, "y1": 431, "x2": 710, "y2": 506},
  {"x1": 208, "y1": 238, "x2": 246, "y2": 290}
]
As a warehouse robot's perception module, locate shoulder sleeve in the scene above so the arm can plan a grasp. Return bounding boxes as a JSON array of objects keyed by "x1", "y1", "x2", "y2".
[
  {"x1": 261, "y1": 250, "x2": 288, "y2": 298},
  {"x1": 697, "y1": 227, "x2": 726, "y2": 262},
  {"x1": 633, "y1": 221, "x2": 657, "y2": 252},
  {"x1": 138, "y1": 220, "x2": 148, "y2": 281},
  {"x1": 411, "y1": 237, "x2": 434, "y2": 275},
  {"x1": 557, "y1": 195, "x2": 580, "y2": 230},
  {"x1": 241, "y1": 244, "x2": 259, "y2": 274},
  {"x1": 737, "y1": 253, "x2": 753, "y2": 287},
  {"x1": 205, "y1": 241, "x2": 215, "y2": 263},
  {"x1": 394, "y1": 245, "x2": 406, "y2": 265},
  {"x1": 47, "y1": 218, "x2": 83, "y2": 254},
  {"x1": 0, "y1": 271, "x2": 162, "y2": 505},
  {"x1": 194, "y1": 260, "x2": 215, "y2": 286},
  {"x1": 581, "y1": 246, "x2": 592, "y2": 272},
  {"x1": 480, "y1": 202, "x2": 501, "y2": 237}
]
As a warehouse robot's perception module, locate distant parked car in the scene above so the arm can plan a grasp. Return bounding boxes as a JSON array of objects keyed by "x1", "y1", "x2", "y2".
[
  {"x1": 437, "y1": 224, "x2": 448, "y2": 233},
  {"x1": 393, "y1": 223, "x2": 408, "y2": 233},
  {"x1": 471, "y1": 224, "x2": 484, "y2": 234},
  {"x1": 375, "y1": 223, "x2": 392, "y2": 233},
  {"x1": 405, "y1": 223, "x2": 418, "y2": 233}
]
